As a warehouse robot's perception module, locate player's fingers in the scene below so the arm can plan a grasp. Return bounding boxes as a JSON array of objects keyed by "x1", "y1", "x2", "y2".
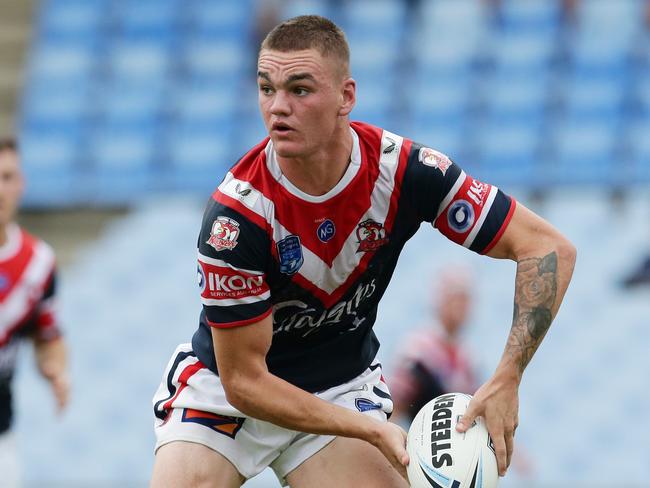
[
  {"x1": 505, "y1": 428, "x2": 514, "y2": 470},
  {"x1": 492, "y1": 433, "x2": 507, "y2": 477},
  {"x1": 456, "y1": 400, "x2": 480, "y2": 432}
]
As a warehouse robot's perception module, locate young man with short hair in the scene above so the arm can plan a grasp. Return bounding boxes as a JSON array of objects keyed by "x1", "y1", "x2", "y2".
[
  {"x1": 0, "y1": 137, "x2": 69, "y2": 486},
  {"x1": 151, "y1": 16, "x2": 576, "y2": 487}
]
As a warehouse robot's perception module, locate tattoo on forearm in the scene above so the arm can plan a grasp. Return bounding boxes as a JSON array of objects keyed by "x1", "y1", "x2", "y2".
[{"x1": 507, "y1": 251, "x2": 558, "y2": 374}]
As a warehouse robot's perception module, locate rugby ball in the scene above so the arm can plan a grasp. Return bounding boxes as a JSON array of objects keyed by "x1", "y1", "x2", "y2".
[{"x1": 406, "y1": 392, "x2": 498, "y2": 488}]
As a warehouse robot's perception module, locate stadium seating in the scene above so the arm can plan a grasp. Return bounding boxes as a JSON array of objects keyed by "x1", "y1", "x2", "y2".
[{"x1": 18, "y1": 0, "x2": 650, "y2": 204}]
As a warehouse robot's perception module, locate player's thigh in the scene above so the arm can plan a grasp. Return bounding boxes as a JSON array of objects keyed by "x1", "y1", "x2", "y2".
[
  {"x1": 150, "y1": 440, "x2": 245, "y2": 488},
  {"x1": 286, "y1": 436, "x2": 408, "y2": 488}
]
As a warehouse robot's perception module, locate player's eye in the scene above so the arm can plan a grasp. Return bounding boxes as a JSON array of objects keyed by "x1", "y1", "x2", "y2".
[
  {"x1": 259, "y1": 85, "x2": 273, "y2": 95},
  {"x1": 293, "y1": 87, "x2": 309, "y2": 96}
]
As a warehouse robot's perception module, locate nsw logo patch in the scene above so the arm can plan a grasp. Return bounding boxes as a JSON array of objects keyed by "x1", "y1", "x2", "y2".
[
  {"x1": 206, "y1": 216, "x2": 240, "y2": 252},
  {"x1": 277, "y1": 235, "x2": 304, "y2": 275}
]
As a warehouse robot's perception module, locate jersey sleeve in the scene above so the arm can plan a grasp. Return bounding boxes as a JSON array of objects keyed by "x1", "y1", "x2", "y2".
[
  {"x1": 32, "y1": 268, "x2": 61, "y2": 341},
  {"x1": 402, "y1": 143, "x2": 516, "y2": 254},
  {"x1": 197, "y1": 197, "x2": 272, "y2": 328}
]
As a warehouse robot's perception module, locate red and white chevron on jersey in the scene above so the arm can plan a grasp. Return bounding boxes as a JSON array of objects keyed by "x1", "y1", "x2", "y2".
[{"x1": 0, "y1": 224, "x2": 58, "y2": 347}]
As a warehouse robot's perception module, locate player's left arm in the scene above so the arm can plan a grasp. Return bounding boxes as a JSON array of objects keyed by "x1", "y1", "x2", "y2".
[
  {"x1": 33, "y1": 335, "x2": 69, "y2": 413},
  {"x1": 31, "y1": 269, "x2": 69, "y2": 413},
  {"x1": 456, "y1": 202, "x2": 576, "y2": 476}
]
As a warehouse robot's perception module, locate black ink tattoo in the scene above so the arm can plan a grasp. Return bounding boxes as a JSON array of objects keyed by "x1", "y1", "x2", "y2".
[{"x1": 507, "y1": 251, "x2": 558, "y2": 374}]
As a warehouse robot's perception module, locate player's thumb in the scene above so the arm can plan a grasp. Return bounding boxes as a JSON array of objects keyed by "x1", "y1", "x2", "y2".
[{"x1": 456, "y1": 402, "x2": 478, "y2": 433}]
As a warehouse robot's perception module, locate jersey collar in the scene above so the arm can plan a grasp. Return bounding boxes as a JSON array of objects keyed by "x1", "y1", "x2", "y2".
[{"x1": 264, "y1": 127, "x2": 362, "y2": 203}]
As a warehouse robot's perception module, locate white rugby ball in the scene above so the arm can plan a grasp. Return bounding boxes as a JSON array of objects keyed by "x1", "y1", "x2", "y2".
[{"x1": 406, "y1": 392, "x2": 498, "y2": 488}]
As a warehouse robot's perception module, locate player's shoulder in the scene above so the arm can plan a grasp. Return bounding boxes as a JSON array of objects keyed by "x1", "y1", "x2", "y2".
[
  {"x1": 17, "y1": 226, "x2": 54, "y2": 258},
  {"x1": 203, "y1": 137, "x2": 273, "y2": 228},
  {"x1": 228, "y1": 136, "x2": 271, "y2": 183}
]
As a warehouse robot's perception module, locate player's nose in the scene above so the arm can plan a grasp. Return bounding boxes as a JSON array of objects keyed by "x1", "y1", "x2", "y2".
[{"x1": 269, "y1": 90, "x2": 291, "y2": 116}]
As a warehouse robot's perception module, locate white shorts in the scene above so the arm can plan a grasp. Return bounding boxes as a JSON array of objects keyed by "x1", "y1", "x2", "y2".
[{"x1": 152, "y1": 343, "x2": 393, "y2": 486}]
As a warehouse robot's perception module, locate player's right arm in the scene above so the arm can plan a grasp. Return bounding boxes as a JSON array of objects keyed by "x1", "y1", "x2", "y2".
[
  {"x1": 211, "y1": 315, "x2": 409, "y2": 476},
  {"x1": 200, "y1": 180, "x2": 408, "y2": 474}
]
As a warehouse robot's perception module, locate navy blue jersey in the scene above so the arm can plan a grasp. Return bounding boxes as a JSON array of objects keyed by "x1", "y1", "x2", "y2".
[{"x1": 192, "y1": 122, "x2": 515, "y2": 393}]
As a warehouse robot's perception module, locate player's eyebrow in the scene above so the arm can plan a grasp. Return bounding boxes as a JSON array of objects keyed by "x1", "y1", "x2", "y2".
[{"x1": 257, "y1": 71, "x2": 316, "y2": 85}]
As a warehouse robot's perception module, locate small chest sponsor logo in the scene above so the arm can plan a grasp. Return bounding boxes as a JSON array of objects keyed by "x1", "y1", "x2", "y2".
[
  {"x1": 206, "y1": 216, "x2": 240, "y2": 252},
  {"x1": 316, "y1": 219, "x2": 336, "y2": 243},
  {"x1": 356, "y1": 219, "x2": 388, "y2": 252},
  {"x1": 277, "y1": 235, "x2": 304, "y2": 275},
  {"x1": 419, "y1": 147, "x2": 452, "y2": 175}
]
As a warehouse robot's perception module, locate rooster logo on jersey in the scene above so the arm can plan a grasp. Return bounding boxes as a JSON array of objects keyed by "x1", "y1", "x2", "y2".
[
  {"x1": 418, "y1": 147, "x2": 452, "y2": 176},
  {"x1": 207, "y1": 216, "x2": 240, "y2": 252},
  {"x1": 356, "y1": 219, "x2": 388, "y2": 252}
]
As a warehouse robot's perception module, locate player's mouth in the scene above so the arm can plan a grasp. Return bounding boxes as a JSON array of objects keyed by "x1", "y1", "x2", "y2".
[{"x1": 271, "y1": 121, "x2": 294, "y2": 135}]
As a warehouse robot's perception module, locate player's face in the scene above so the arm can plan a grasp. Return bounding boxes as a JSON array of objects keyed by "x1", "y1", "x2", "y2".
[
  {"x1": 438, "y1": 290, "x2": 471, "y2": 334},
  {"x1": 0, "y1": 150, "x2": 23, "y2": 227},
  {"x1": 257, "y1": 48, "x2": 354, "y2": 159}
]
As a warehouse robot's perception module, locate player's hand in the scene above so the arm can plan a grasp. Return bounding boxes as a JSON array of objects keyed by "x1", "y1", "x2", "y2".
[
  {"x1": 455, "y1": 376, "x2": 519, "y2": 477},
  {"x1": 49, "y1": 372, "x2": 70, "y2": 413},
  {"x1": 371, "y1": 420, "x2": 410, "y2": 480}
]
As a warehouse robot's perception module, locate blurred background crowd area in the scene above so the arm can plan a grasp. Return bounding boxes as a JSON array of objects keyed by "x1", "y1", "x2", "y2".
[
  {"x1": 2, "y1": 0, "x2": 650, "y2": 206},
  {"x1": 2, "y1": 0, "x2": 649, "y2": 487}
]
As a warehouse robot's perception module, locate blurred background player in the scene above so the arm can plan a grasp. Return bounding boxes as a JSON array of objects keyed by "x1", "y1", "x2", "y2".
[
  {"x1": 390, "y1": 266, "x2": 478, "y2": 425},
  {"x1": 0, "y1": 137, "x2": 69, "y2": 487}
]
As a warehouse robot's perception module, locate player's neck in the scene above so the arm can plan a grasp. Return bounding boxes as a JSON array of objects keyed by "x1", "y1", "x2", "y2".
[
  {"x1": 0, "y1": 223, "x2": 9, "y2": 247},
  {"x1": 276, "y1": 125, "x2": 353, "y2": 196}
]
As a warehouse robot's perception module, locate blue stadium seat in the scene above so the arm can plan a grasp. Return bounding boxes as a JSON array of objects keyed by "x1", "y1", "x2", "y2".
[
  {"x1": 489, "y1": 31, "x2": 556, "y2": 75},
  {"x1": 28, "y1": 44, "x2": 94, "y2": 84},
  {"x1": 349, "y1": 37, "x2": 400, "y2": 73},
  {"x1": 95, "y1": 82, "x2": 164, "y2": 126},
  {"x1": 38, "y1": 0, "x2": 105, "y2": 44},
  {"x1": 172, "y1": 82, "x2": 237, "y2": 127},
  {"x1": 107, "y1": 41, "x2": 171, "y2": 81},
  {"x1": 561, "y1": 77, "x2": 626, "y2": 124},
  {"x1": 481, "y1": 71, "x2": 548, "y2": 127},
  {"x1": 182, "y1": 39, "x2": 247, "y2": 83},
  {"x1": 474, "y1": 123, "x2": 540, "y2": 185},
  {"x1": 577, "y1": 0, "x2": 644, "y2": 43},
  {"x1": 342, "y1": 0, "x2": 406, "y2": 43},
  {"x1": 627, "y1": 120, "x2": 650, "y2": 181},
  {"x1": 22, "y1": 81, "x2": 90, "y2": 126},
  {"x1": 497, "y1": 0, "x2": 562, "y2": 36},
  {"x1": 281, "y1": 0, "x2": 331, "y2": 20},
  {"x1": 549, "y1": 120, "x2": 619, "y2": 184}
]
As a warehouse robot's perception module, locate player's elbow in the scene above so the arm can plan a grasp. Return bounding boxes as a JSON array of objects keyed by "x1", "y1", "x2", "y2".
[
  {"x1": 556, "y1": 235, "x2": 577, "y2": 271},
  {"x1": 220, "y1": 372, "x2": 258, "y2": 414}
]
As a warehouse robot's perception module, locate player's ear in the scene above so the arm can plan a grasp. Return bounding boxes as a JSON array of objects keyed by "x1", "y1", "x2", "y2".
[{"x1": 338, "y1": 77, "x2": 355, "y2": 116}]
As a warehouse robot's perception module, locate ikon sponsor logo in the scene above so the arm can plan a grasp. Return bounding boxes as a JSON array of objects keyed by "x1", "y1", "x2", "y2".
[
  {"x1": 466, "y1": 179, "x2": 488, "y2": 206},
  {"x1": 206, "y1": 273, "x2": 263, "y2": 292},
  {"x1": 199, "y1": 259, "x2": 268, "y2": 300}
]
